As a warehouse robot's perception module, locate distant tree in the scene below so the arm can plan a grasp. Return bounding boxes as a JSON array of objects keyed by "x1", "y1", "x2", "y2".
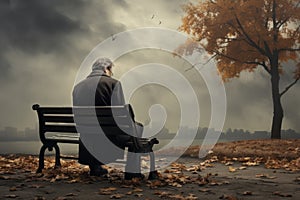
[
  {"x1": 178, "y1": 0, "x2": 300, "y2": 139},
  {"x1": 226, "y1": 128, "x2": 233, "y2": 135}
]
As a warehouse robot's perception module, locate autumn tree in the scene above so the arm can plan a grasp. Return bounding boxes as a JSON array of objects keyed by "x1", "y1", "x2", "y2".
[{"x1": 178, "y1": 0, "x2": 300, "y2": 139}]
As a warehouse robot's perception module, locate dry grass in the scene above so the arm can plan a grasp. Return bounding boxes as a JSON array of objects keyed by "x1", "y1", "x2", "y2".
[
  {"x1": 184, "y1": 139, "x2": 300, "y2": 160},
  {"x1": 183, "y1": 139, "x2": 300, "y2": 171},
  {"x1": 209, "y1": 139, "x2": 299, "y2": 160}
]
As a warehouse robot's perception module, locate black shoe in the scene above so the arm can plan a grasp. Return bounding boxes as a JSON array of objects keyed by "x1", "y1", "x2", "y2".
[
  {"x1": 148, "y1": 170, "x2": 159, "y2": 180},
  {"x1": 89, "y1": 166, "x2": 108, "y2": 177},
  {"x1": 124, "y1": 172, "x2": 145, "y2": 180}
]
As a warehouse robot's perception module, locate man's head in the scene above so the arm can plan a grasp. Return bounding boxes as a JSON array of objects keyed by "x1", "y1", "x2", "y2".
[{"x1": 92, "y1": 58, "x2": 114, "y2": 76}]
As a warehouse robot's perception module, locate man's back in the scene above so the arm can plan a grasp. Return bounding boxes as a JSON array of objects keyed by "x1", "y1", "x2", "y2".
[
  {"x1": 71, "y1": 57, "x2": 148, "y2": 179},
  {"x1": 73, "y1": 71, "x2": 125, "y2": 106},
  {"x1": 72, "y1": 68, "x2": 126, "y2": 167}
]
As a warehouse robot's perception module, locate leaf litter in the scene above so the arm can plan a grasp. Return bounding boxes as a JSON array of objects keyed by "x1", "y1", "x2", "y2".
[{"x1": 0, "y1": 139, "x2": 299, "y2": 199}]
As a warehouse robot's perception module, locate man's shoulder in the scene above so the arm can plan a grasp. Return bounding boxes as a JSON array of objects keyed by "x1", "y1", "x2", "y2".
[
  {"x1": 74, "y1": 75, "x2": 120, "y2": 89},
  {"x1": 100, "y1": 75, "x2": 119, "y2": 84}
]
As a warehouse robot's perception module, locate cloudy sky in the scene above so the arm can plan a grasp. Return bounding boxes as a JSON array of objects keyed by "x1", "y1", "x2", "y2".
[{"x1": 0, "y1": 0, "x2": 299, "y2": 135}]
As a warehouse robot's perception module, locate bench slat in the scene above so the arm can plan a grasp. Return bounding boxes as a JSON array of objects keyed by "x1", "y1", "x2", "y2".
[
  {"x1": 76, "y1": 125, "x2": 133, "y2": 136},
  {"x1": 73, "y1": 107, "x2": 129, "y2": 117},
  {"x1": 39, "y1": 107, "x2": 73, "y2": 114},
  {"x1": 44, "y1": 125, "x2": 77, "y2": 133},
  {"x1": 74, "y1": 116, "x2": 132, "y2": 126},
  {"x1": 43, "y1": 116, "x2": 75, "y2": 123},
  {"x1": 46, "y1": 138, "x2": 79, "y2": 144}
]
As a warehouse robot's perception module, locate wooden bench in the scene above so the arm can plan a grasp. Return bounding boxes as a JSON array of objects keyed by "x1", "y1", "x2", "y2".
[{"x1": 32, "y1": 104, "x2": 159, "y2": 174}]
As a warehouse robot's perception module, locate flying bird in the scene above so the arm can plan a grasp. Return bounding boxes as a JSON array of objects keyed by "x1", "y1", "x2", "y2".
[
  {"x1": 151, "y1": 14, "x2": 155, "y2": 19},
  {"x1": 111, "y1": 34, "x2": 116, "y2": 41},
  {"x1": 158, "y1": 20, "x2": 162, "y2": 25}
]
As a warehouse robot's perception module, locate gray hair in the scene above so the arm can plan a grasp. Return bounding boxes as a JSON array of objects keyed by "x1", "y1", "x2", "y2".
[{"x1": 92, "y1": 58, "x2": 114, "y2": 71}]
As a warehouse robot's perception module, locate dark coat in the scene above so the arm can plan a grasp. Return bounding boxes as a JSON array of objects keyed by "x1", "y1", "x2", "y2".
[
  {"x1": 72, "y1": 70, "x2": 127, "y2": 165},
  {"x1": 73, "y1": 70, "x2": 125, "y2": 106}
]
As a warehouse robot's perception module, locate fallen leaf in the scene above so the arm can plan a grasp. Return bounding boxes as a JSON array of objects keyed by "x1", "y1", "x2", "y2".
[
  {"x1": 169, "y1": 194, "x2": 185, "y2": 200},
  {"x1": 9, "y1": 187, "x2": 17, "y2": 191},
  {"x1": 243, "y1": 161, "x2": 259, "y2": 166},
  {"x1": 170, "y1": 182, "x2": 182, "y2": 188},
  {"x1": 132, "y1": 188, "x2": 143, "y2": 193},
  {"x1": 110, "y1": 194, "x2": 124, "y2": 199},
  {"x1": 4, "y1": 194, "x2": 18, "y2": 198},
  {"x1": 238, "y1": 166, "x2": 247, "y2": 170},
  {"x1": 185, "y1": 193, "x2": 198, "y2": 200},
  {"x1": 239, "y1": 157, "x2": 251, "y2": 162},
  {"x1": 219, "y1": 194, "x2": 238, "y2": 200},
  {"x1": 148, "y1": 180, "x2": 163, "y2": 188},
  {"x1": 273, "y1": 191, "x2": 293, "y2": 197},
  {"x1": 225, "y1": 162, "x2": 233, "y2": 166},
  {"x1": 67, "y1": 179, "x2": 78, "y2": 184},
  {"x1": 209, "y1": 181, "x2": 221, "y2": 186},
  {"x1": 228, "y1": 166, "x2": 237, "y2": 172},
  {"x1": 99, "y1": 187, "x2": 117, "y2": 195},
  {"x1": 34, "y1": 196, "x2": 46, "y2": 200},
  {"x1": 186, "y1": 165, "x2": 200, "y2": 172},
  {"x1": 199, "y1": 188, "x2": 211, "y2": 192},
  {"x1": 242, "y1": 191, "x2": 252, "y2": 195},
  {"x1": 134, "y1": 193, "x2": 143, "y2": 197},
  {"x1": 0, "y1": 176, "x2": 10, "y2": 180},
  {"x1": 154, "y1": 191, "x2": 170, "y2": 198},
  {"x1": 255, "y1": 174, "x2": 276, "y2": 179}
]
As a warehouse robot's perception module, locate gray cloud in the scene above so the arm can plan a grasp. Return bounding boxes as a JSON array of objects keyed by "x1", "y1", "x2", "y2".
[
  {"x1": 0, "y1": 0, "x2": 86, "y2": 85},
  {"x1": 0, "y1": 0, "x2": 128, "y2": 129},
  {"x1": 0, "y1": 0, "x2": 84, "y2": 54},
  {"x1": 0, "y1": 0, "x2": 128, "y2": 76}
]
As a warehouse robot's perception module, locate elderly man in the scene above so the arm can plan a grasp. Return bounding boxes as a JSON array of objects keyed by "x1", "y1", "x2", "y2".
[{"x1": 72, "y1": 58, "x2": 144, "y2": 180}]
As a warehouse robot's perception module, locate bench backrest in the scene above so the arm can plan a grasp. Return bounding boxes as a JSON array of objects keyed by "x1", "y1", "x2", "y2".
[{"x1": 32, "y1": 104, "x2": 137, "y2": 143}]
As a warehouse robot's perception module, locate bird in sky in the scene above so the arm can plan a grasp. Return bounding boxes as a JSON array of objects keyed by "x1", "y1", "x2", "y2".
[{"x1": 111, "y1": 34, "x2": 116, "y2": 41}]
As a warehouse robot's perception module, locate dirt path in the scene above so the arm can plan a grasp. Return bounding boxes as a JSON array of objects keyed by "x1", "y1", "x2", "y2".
[{"x1": 1, "y1": 156, "x2": 299, "y2": 200}]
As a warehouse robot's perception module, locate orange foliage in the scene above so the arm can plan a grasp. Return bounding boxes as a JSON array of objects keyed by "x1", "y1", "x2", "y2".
[{"x1": 179, "y1": 0, "x2": 300, "y2": 81}]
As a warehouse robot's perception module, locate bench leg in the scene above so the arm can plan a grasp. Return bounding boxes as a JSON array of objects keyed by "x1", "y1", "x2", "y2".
[
  {"x1": 149, "y1": 151, "x2": 155, "y2": 172},
  {"x1": 37, "y1": 144, "x2": 48, "y2": 173},
  {"x1": 53, "y1": 143, "x2": 61, "y2": 168},
  {"x1": 148, "y1": 151, "x2": 159, "y2": 180}
]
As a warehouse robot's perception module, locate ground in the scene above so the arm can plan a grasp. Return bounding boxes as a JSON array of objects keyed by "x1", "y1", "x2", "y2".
[{"x1": 0, "y1": 139, "x2": 299, "y2": 199}]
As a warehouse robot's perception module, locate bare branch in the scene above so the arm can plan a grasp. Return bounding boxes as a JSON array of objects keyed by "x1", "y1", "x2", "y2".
[
  {"x1": 234, "y1": 14, "x2": 269, "y2": 57},
  {"x1": 245, "y1": 60, "x2": 271, "y2": 74},
  {"x1": 280, "y1": 78, "x2": 300, "y2": 97},
  {"x1": 277, "y1": 16, "x2": 291, "y2": 29},
  {"x1": 185, "y1": 54, "x2": 217, "y2": 72},
  {"x1": 278, "y1": 48, "x2": 300, "y2": 53},
  {"x1": 214, "y1": 50, "x2": 271, "y2": 75},
  {"x1": 263, "y1": 40, "x2": 273, "y2": 57},
  {"x1": 261, "y1": 61, "x2": 271, "y2": 74},
  {"x1": 272, "y1": 0, "x2": 278, "y2": 32},
  {"x1": 293, "y1": 25, "x2": 300, "y2": 37}
]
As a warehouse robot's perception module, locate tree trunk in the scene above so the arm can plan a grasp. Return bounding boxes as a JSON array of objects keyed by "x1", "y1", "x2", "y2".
[
  {"x1": 270, "y1": 53, "x2": 283, "y2": 139},
  {"x1": 270, "y1": 77, "x2": 283, "y2": 139}
]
